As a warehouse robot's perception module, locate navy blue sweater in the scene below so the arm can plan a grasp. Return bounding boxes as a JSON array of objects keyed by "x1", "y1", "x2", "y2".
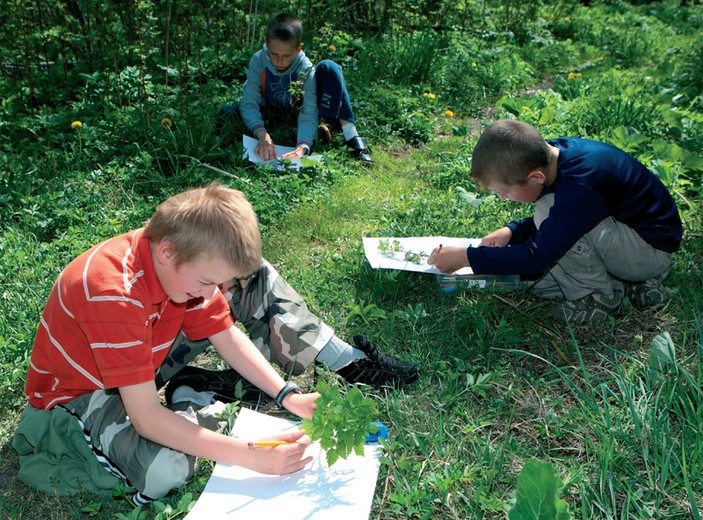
[{"x1": 468, "y1": 138, "x2": 682, "y2": 276}]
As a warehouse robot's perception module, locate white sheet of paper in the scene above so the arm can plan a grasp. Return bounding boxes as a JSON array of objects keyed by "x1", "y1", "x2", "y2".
[
  {"x1": 243, "y1": 135, "x2": 322, "y2": 170},
  {"x1": 363, "y1": 236, "x2": 481, "y2": 276},
  {"x1": 184, "y1": 408, "x2": 381, "y2": 519}
]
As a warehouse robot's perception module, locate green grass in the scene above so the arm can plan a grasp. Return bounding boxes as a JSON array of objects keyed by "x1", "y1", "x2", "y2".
[{"x1": 1, "y1": 2, "x2": 703, "y2": 519}]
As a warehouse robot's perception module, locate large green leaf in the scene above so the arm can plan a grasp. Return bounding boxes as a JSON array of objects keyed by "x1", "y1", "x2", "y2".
[{"x1": 508, "y1": 460, "x2": 571, "y2": 520}]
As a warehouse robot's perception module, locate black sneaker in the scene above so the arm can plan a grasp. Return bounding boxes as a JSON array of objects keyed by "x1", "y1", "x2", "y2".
[
  {"x1": 344, "y1": 136, "x2": 373, "y2": 164},
  {"x1": 164, "y1": 365, "x2": 268, "y2": 406},
  {"x1": 336, "y1": 335, "x2": 419, "y2": 387}
]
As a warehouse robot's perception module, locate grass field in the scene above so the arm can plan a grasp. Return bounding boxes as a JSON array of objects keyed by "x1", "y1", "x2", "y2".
[{"x1": 1, "y1": 2, "x2": 702, "y2": 518}]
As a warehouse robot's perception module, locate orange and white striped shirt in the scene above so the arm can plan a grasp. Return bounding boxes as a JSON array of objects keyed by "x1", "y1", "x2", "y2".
[{"x1": 25, "y1": 229, "x2": 233, "y2": 410}]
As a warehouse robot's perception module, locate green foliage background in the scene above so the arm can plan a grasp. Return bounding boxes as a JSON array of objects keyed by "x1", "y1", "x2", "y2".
[{"x1": 1, "y1": 0, "x2": 703, "y2": 518}]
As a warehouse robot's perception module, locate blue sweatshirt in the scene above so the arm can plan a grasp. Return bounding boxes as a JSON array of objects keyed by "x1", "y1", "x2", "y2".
[
  {"x1": 240, "y1": 44, "x2": 318, "y2": 148},
  {"x1": 468, "y1": 138, "x2": 682, "y2": 275}
]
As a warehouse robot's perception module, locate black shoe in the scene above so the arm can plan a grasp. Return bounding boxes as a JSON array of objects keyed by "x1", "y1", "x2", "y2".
[
  {"x1": 345, "y1": 136, "x2": 373, "y2": 164},
  {"x1": 164, "y1": 365, "x2": 268, "y2": 405},
  {"x1": 336, "y1": 335, "x2": 419, "y2": 387}
]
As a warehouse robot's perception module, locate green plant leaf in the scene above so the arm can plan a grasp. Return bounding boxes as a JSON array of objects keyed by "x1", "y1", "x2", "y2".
[
  {"x1": 302, "y1": 377, "x2": 378, "y2": 466},
  {"x1": 647, "y1": 331, "x2": 675, "y2": 385},
  {"x1": 508, "y1": 460, "x2": 571, "y2": 520}
]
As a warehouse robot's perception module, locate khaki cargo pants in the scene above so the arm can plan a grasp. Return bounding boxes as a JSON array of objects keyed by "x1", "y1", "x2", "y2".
[{"x1": 530, "y1": 194, "x2": 673, "y2": 301}]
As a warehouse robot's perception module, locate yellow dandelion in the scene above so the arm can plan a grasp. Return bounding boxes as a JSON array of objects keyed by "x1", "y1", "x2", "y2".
[
  {"x1": 444, "y1": 110, "x2": 454, "y2": 118},
  {"x1": 161, "y1": 117, "x2": 173, "y2": 129},
  {"x1": 71, "y1": 120, "x2": 82, "y2": 129},
  {"x1": 567, "y1": 72, "x2": 575, "y2": 80},
  {"x1": 328, "y1": 44, "x2": 337, "y2": 52},
  {"x1": 423, "y1": 92, "x2": 436, "y2": 100}
]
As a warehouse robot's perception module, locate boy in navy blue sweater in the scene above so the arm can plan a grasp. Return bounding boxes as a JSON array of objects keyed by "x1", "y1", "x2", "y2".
[{"x1": 428, "y1": 120, "x2": 682, "y2": 323}]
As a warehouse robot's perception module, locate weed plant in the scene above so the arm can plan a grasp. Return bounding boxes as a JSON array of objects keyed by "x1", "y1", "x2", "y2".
[{"x1": 1, "y1": 1, "x2": 703, "y2": 519}]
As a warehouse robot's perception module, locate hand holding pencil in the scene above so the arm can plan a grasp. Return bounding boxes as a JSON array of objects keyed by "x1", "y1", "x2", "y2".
[
  {"x1": 242, "y1": 429, "x2": 312, "y2": 474},
  {"x1": 427, "y1": 243, "x2": 471, "y2": 274}
]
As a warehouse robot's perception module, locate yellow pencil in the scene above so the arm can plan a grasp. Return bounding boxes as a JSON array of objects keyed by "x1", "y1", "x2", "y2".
[{"x1": 247, "y1": 440, "x2": 298, "y2": 448}]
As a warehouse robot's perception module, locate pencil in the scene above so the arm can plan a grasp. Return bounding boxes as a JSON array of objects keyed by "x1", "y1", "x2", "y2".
[{"x1": 247, "y1": 440, "x2": 298, "y2": 448}]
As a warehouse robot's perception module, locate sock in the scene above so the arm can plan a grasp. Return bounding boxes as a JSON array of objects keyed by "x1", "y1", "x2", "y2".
[
  {"x1": 171, "y1": 385, "x2": 216, "y2": 407},
  {"x1": 342, "y1": 123, "x2": 359, "y2": 142},
  {"x1": 315, "y1": 335, "x2": 366, "y2": 371}
]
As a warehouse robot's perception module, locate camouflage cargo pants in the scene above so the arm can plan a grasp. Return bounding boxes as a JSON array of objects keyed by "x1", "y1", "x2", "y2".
[
  {"x1": 155, "y1": 259, "x2": 334, "y2": 386},
  {"x1": 60, "y1": 260, "x2": 333, "y2": 500},
  {"x1": 60, "y1": 390, "x2": 227, "y2": 502}
]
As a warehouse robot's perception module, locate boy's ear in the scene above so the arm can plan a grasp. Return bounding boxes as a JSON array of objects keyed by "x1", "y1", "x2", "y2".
[
  {"x1": 155, "y1": 241, "x2": 174, "y2": 265},
  {"x1": 527, "y1": 169, "x2": 547, "y2": 185}
]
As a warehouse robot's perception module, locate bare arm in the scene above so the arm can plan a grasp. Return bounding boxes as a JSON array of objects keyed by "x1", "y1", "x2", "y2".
[
  {"x1": 210, "y1": 325, "x2": 319, "y2": 419},
  {"x1": 119, "y1": 381, "x2": 312, "y2": 474}
]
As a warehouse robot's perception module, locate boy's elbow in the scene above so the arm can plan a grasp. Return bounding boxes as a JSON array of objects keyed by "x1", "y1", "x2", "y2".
[
  {"x1": 128, "y1": 408, "x2": 158, "y2": 437},
  {"x1": 124, "y1": 399, "x2": 167, "y2": 438}
]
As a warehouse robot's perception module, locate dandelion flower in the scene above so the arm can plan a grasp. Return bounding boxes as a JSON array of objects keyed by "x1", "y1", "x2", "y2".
[
  {"x1": 71, "y1": 120, "x2": 82, "y2": 129},
  {"x1": 423, "y1": 92, "x2": 436, "y2": 100},
  {"x1": 444, "y1": 110, "x2": 454, "y2": 118},
  {"x1": 328, "y1": 44, "x2": 336, "y2": 52},
  {"x1": 567, "y1": 72, "x2": 575, "y2": 80},
  {"x1": 161, "y1": 117, "x2": 173, "y2": 129}
]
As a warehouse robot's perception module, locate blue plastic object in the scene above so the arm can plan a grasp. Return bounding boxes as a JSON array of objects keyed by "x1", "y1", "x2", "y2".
[{"x1": 365, "y1": 421, "x2": 388, "y2": 443}]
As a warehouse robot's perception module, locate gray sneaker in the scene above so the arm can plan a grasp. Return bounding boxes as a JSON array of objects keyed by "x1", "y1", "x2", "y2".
[
  {"x1": 549, "y1": 291, "x2": 623, "y2": 323},
  {"x1": 624, "y1": 278, "x2": 667, "y2": 308}
]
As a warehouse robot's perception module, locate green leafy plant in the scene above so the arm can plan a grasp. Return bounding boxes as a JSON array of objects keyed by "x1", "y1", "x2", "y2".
[
  {"x1": 508, "y1": 460, "x2": 572, "y2": 520},
  {"x1": 345, "y1": 301, "x2": 387, "y2": 324},
  {"x1": 214, "y1": 401, "x2": 241, "y2": 433},
  {"x1": 302, "y1": 378, "x2": 379, "y2": 466}
]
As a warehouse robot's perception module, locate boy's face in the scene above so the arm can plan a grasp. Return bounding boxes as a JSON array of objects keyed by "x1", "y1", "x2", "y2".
[
  {"x1": 156, "y1": 244, "x2": 240, "y2": 304},
  {"x1": 485, "y1": 178, "x2": 543, "y2": 203},
  {"x1": 266, "y1": 38, "x2": 303, "y2": 72}
]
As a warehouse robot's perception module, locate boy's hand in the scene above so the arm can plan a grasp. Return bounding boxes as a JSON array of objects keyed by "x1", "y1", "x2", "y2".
[
  {"x1": 282, "y1": 391, "x2": 320, "y2": 419},
  {"x1": 255, "y1": 132, "x2": 278, "y2": 161},
  {"x1": 244, "y1": 430, "x2": 313, "y2": 475},
  {"x1": 427, "y1": 245, "x2": 469, "y2": 274},
  {"x1": 480, "y1": 226, "x2": 512, "y2": 247},
  {"x1": 282, "y1": 145, "x2": 307, "y2": 159}
]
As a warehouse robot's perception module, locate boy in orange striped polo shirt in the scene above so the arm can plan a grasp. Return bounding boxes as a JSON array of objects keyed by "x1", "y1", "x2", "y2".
[{"x1": 14, "y1": 184, "x2": 318, "y2": 505}]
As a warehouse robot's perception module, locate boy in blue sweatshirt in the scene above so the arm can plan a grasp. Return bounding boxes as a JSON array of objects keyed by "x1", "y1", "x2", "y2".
[
  {"x1": 428, "y1": 120, "x2": 682, "y2": 323},
  {"x1": 219, "y1": 13, "x2": 372, "y2": 163}
]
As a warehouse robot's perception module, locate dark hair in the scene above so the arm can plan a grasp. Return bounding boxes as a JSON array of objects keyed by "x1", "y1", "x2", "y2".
[
  {"x1": 266, "y1": 13, "x2": 303, "y2": 45},
  {"x1": 471, "y1": 120, "x2": 551, "y2": 186}
]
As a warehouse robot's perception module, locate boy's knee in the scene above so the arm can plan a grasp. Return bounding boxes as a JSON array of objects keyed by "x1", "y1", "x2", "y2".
[
  {"x1": 133, "y1": 448, "x2": 196, "y2": 499},
  {"x1": 316, "y1": 59, "x2": 342, "y2": 75}
]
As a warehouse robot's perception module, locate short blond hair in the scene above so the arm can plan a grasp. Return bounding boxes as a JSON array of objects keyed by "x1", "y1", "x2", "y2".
[
  {"x1": 471, "y1": 120, "x2": 551, "y2": 187},
  {"x1": 144, "y1": 183, "x2": 262, "y2": 275}
]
